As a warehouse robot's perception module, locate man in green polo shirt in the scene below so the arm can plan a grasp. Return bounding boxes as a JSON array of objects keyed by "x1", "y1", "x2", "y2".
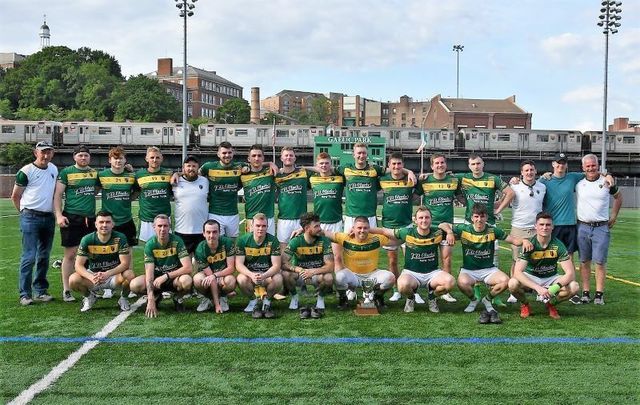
[
  {"x1": 135, "y1": 147, "x2": 173, "y2": 243},
  {"x1": 129, "y1": 214, "x2": 193, "y2": 317},
  {"x1": 508, "y1": 212, "x2": 579, "y2": 319}
]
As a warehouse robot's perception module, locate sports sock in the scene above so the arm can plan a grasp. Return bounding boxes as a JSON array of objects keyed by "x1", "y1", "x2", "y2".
[
  {"x1": 481, "y1": 295, "x2": 495, "y2": 312},
  {"x1": 263, "y1": 298, "x2": 271, "y2": 308},
  {"x1": 582, "y1": 290, "x2": 590, "y2": 297},
  {"x1": 595, "y1": 291, "x2": 604, "y2": 299},
  {"x1": 428, "y1": 286, "x2": 436, "y2": 300},
  {"x1": 473, "y1": 284, "x2": 482, "y2": 301}
]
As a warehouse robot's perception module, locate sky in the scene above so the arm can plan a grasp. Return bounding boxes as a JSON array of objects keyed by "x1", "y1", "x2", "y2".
[{"x1": 1, "y1": 0, "x2": 638, "y2": 131}]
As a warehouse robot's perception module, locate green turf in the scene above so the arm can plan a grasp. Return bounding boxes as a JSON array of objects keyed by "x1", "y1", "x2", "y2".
[{"x1": 1, "y1": 200, "x2": 639, "y2": 403}]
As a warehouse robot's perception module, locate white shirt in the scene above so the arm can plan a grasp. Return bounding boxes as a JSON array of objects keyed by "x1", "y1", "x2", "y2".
[
  {"x1": 16, "y1": 162, "x2": 58, "y2": 212},
  {"x1": 510, "y1": 180, "x2": 546, "y2": 228},
  {"x1": 576, "y1": 175, "x2": 615, "y2": 223},
  {"x1": 172, "y1": 175, "x2": 209, "y2": 234}
]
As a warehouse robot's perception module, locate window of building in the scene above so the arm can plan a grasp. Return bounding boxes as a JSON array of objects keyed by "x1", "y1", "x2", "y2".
[
  {"x1": 411, "y1": 118, "x2": 416, "y2": 126},
  {"x1": 187, "y1": 92, "x2": 193, "y2": 101},
  {"x1": 141, "y1": 128, "x2": 154, "y2": 135},
  {"x1": 371, "y1": 148, "x2": 381, "y2": 156},
  {"x1": 412, "y1": 108, "x2": 416, "y2": 114},
  {"x1": 392, "y1": 108, "x2": 397, "y2": 114},
  {"x1": 382, "y1": 108, "x2": 389, "y2": 116},
  {"x1": 401, "y1": 113, "x2": 406, "y2": 121},
  {"x1": 319, "y1": 146, "x2": 329, "y2": 154},
  {"x1": 187, "y1": 106, "x2": 193, "y2": 117},
  {"x1": 498, "y1": 134, "x2": 510, "y2": 141}
]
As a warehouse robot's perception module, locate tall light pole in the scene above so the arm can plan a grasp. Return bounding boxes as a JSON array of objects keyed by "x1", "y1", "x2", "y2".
[
  {"x1": 453, "y1": 44, "x2": 464, "y2": 98},
  {"x1": 176, "y1": 0, "x2": 197, "y2": 161},
  {"x1": 598, "y1": 1, "x2": 622, "y2": 173}
]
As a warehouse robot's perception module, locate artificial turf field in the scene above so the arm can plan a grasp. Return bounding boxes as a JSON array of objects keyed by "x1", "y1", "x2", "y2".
[{"x1": 1, "y1": 200, "x2": 638, "y2": 404}]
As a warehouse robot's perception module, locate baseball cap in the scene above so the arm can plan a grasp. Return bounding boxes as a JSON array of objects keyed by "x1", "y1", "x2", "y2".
[
  {"x1": 554, "y1": 152, "x2": 567, "y2": 163},
  {"x1": 35, "y1": 141, "x2": 54, "y2": 151},
  {"x1": 73, "y1": 145, "x2": 91, "y2": 155},
  {"x1": 183, "y1": 155, "x2": 199, "y2": 164}
]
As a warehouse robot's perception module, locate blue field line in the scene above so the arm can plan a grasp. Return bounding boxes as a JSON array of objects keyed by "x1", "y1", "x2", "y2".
[{"x1": 1, "y1": 336, "x2": 639, "y2": 345}]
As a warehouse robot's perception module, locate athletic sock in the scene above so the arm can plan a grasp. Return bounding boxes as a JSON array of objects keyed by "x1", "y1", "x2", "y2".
[
  {"x1": 473, "y1": 284, "x2": 482, "y2": 301},
  {"x1": 595, "y1": 291, "x2": 604, "y2": 299},
  {"x1": 550, "y1": 297, "x2": 559, "y2": 305},
  {"x1": 481, "y1": 295, "x2": 495, "y2": 312},
  {"x1": 428, "y1": 286, "x2": 436, "y2": 300},
  {"x1": 582, "y1": 290, "x2": 590, "y2": 298}
]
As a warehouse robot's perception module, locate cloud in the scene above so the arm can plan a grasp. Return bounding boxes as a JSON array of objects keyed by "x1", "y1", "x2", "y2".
[
  {"x1": 539, "y1": 33, "x2": 594, "y2": 65},
  {"x1": 561, "y1": 85, "x2": 602, "y2": 104}
]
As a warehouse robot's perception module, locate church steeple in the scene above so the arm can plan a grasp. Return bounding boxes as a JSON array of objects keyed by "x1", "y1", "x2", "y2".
[{"x1": 39, "y1": 14, "x2": 50, "y2": 49}]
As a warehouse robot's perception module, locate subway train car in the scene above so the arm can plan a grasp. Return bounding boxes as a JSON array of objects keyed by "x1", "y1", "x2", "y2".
[
  {"x1": 61, "y1": 121, "x2": 190, "y2": 147},
  {"x1": 0, "y1": 119, "x2": 62, "y2": 144}
]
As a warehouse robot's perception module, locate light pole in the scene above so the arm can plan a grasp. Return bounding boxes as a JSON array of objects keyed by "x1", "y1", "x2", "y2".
[
  {"x1": 175, "y1": 0, "x2": 197, "y2": 161},
  {"x1": 453, "y1": 44, "x2": 464, "y2": 98},
  {"x1": 598, "y1": 1, "x2": 622, "y2": 173}
]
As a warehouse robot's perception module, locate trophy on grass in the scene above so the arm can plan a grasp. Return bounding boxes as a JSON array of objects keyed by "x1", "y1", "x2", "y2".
[
  {"x1": 354, "y1": 277, "x2": 380, "y2": 316},
  {"x1": 254, "y1": 283, "x2": 267, "y2": 309}
]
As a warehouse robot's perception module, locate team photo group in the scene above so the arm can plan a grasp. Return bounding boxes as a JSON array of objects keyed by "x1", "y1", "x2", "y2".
[{"x1": 12, "y1": 139, "x2": 622, "y2": 323}]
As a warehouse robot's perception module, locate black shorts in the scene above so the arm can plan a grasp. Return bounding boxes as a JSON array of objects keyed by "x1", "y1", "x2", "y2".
[
  {"x1": 60, "y1": 212, "x2": 96, "y2": 247},
  {"x1": 155, "y1": 274, "x2": 179, "y2": 293},
  {"x1": 175, "y1": 232, "x2": 204, "y2": 254},
  {"x1": 552, "y1": 224, "x2": 578, "y2": 254},
  {"x1": 114, "y1": 220, "x2": 138, "y2": 246}
]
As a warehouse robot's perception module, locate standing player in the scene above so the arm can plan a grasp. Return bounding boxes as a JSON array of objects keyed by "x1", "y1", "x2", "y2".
[
  {"x1": 282, "y1": 213, "x2": 334, "y2": 318},
  {"x1": 417, "y1": 154, "x2": 461, "y2": 303},
  {"x1": 508, "y1": 212, "x2": 579, "y2": 319},
  {"x1": 173, "y1": 155, "x2": 209, "y2": 255},
  {"x1": 129, "y1": 214, "x2": 193, "y2": 317},
  {"x1": 69, "y1": 211, "x2": 133, "y2": 312},
  {"x1": 193, "y1": 220, "x2": 236, "y2": 313},
  {"x1": 241, "y1": 144, "x2": 277, "y2": 235},
  {"x1": 275, "y1": 147, "x2": 310, "y2": 252},
  {"x1": 135, "y1": 147, "x2": 173, "y2": 243},
  {"x1": 12, "y1": 141, "x2": 57, "y2": 305},
  {"x1": 235, "y1": 213, "x2": 283, "y2": 319},
  {"x1": 54, "y1": 145, "x2": 98, "y2": 302},
  {"x1": 370, "y1": 206, "x2": 456, "y2": 314}
]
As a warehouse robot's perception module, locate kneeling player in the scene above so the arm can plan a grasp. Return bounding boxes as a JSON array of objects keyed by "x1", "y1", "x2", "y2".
[
  {"x1": 193, "y1": 219, "x2": 236, "y2": 313},
  {"x1": 70, "y1": 211, "x2": 134, "y2": 312},
  {"x1": 282, "y1": 213, "x2": 334, "y2": 319},
  {"x1": 129, "y1": 214, "x2": 193, "y2": 317},
  {"x1": 370, "y1": 206, "x2": 455, "y2": 313},
  {"x1": 508, "y1": 212, "x2": 579, "y2": 319}
]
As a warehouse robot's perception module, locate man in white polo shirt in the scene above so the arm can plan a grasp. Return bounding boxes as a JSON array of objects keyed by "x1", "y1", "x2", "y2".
[
  {"x1": 172, "y1": 155, "x2": 209, "y2": 255},
  {"x1": 574, "y1": 154, "x2": 622, "y2": 305}
]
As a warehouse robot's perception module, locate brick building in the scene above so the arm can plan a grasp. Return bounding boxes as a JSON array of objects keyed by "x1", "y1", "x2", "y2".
[
  {"x1": 261, "y1": 90, "x2": 327, "y2": 116},
  {"x1": 609, "y1": 117, "x2": 640, "y2": 133}
]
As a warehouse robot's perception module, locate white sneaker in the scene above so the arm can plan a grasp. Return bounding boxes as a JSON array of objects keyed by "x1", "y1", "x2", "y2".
[
  {"x1": 404, "y1": 298, "x2": 415, "y2": 313},
  {"x1": 346, "y1": 289, "x2": 357, "y2": 301},
  {"x1": 316, "y1": 295, "x2": 325, "y2": 310},
  {"x1": 128, "y1": 292, "x2": 137, "y2": 298},
  {"x1": 63, "y1": 290, "x2": 76, "y2": 302},
  {"x1": 102, "y1": 289, "x2": 113, "y2": 299},
  {"x1": 244, "y1": 299, "x2": 258, "y2": 313},
  {"x1": 80, "y1": 293, "x2": 97, "y2": 312},
  {"x1": 117, "y1": 296, "x2": 130, "y2": 311},
  {"x1": 464, "y1": 299, "x2": 479, "y2": 313},
  {"x1": 197, "y1": 297, "x2": 212, "y2": 312},
  {"x1": 219, "y1": 296, "x2": 229, "y2": 312},
  {"x1": 535, "y1": 294, "x2": 544, "y2": 302},
  {"x1": 440, "y1": 293, "x2": 457, "y2": 303},
  {"x1": 428, "y1": 299, "x2": 440, "y2": 313},
  {"x1": 289, "y1": 294, "x2": 299, "y2": 310},
  {"x1": 414, "y1": 293, "x2": 425, "y2": 304},
  {"x1": 507, "y1": 294, "x2": 518, "y2": 304},
  {"x1": 389, "y1": 291, "x2": 402, "y2": 302}
]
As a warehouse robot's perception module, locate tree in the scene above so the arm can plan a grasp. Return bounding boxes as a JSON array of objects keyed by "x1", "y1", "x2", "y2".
[
  {"x1": 111, "y1": 74, "x2": 181, "y2": 122},
  {"x1": 0, "y1": 143, "x2": 34, "y2": 168},
  {"x1": 215, "y1": 98, "x2": 250, "y2": 124},
  {"x1": 0, "y1": 99, "x2": 14, "y2": 119}
]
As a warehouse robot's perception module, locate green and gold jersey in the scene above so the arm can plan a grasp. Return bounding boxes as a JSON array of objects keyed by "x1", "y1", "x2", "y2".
[
  {"x1": 453, "y1": 223, "x2": 507, "y2": 270},
  {"x1": 334, "y1": 233, "x2": 390, "y2": 274},
  {"x1": 194, "y1": 236, "x2": 235, "y2": 273},
  {"x1": 285, "y1": 234, "x2": 332, "y2": 269},
  {"x1": 235, "y1": 232, "x2": 280, "y2": 273},
  {"x1": 241, "y1": 168, "x2": 276, "y2": 218},
  {"x1": 77, "y1": 231, "x2": 129, "y2": 272},
  {"x1": 394, "y1": 227, "x2": 443, "y2": 273},
  {"x1": 200, "y1": 161, "x2": 244, "y2": 215},
  {"x1": 135, "y1": 167, "x2": 173, "y2": 222},
  {"x1": 144, "y1": 234, "x2": 189, "y2": 277},
  {"x1": 519, "y1": 236, "x2": 570, "y2": 278},
  {"x1": 97, "y1": 169, "x2": 135, "y2": 225},
  {"x1": 309, "y1": 174, "x2": 344, "y2": 224},
  {"x1": 379, "y1": 173, "x2": 415, "y2": 228},
  {"x1": 275, "y1": 168, "x2": 310, "y2": 220},
  {"x1": 57, "y1": 165, "x2": 98, "y2": 217},
  {"x1": 417, "y1": 174, "x2": 460, "y2": 225},
  {"x1": 337, "y1": 163, "x2": 385, "y2": 217},
  {"x1": 457, "y1": 172, "x2": 507, "y2": 224}
]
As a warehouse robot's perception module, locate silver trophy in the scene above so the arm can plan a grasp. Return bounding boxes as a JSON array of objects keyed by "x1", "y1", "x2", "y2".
[{"x1": 355, "y1": 277, "x2": 379, "y2": 316}]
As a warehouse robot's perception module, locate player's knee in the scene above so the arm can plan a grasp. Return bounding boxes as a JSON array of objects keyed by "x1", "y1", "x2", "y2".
[
  {"x1": 507, "y1": 277, "x2": 520, "y2": 292},
  {"x1": 129, "y1": 276, "x2": 146, "y2": 293},
  {"x1": 69, "y1": 273, "x2": 83, "y2": 290},
  {"x1": 334, "y1": 269, "x2": 349, "y2": 289},
  {"x1": 224, "y1": 275, "x2": 236, "y2": 289},
  {"x1": 322, "y1": 273, "x2": 334, "y2": 286},
  {"x1": 568, "y1": 281, "x2": 579, "y2": 295},
  {"x1": 177, "y1": 274, "x2": 192, "y2": 291},
  {"x1": 443, "y1": 274, "x2": 456, "y2": 290},
  {"x1": 379, "y1": 272, "x2": 395, "y2": 290}
]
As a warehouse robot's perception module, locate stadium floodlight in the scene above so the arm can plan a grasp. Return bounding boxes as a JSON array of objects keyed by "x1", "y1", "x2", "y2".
[
  {"x1": 452, "y1": 44, "x2": 464, "y2": 98},
  {"x1": 174, "y1": 0, "x2": 197, "y2": 161}
]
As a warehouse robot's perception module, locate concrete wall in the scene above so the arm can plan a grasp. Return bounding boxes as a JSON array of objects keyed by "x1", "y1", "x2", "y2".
[{"x1": 1, "y1": 174, "x2": 14, "y2": 198}]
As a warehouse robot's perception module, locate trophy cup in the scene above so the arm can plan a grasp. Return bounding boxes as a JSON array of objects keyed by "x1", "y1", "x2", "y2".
[
  {"x1": 354, "y1": 277, "x2": 380, "y2": 316},
  {"x1": 254, "y1": 283, "x2": 267, "y2": 308}
]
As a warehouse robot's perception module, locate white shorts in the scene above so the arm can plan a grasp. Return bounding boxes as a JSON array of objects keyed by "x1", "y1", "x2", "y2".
[
  {"x1": 277, "y1": 219, "x2": 301, "y2": 244},
  {"x1": 320, "y1": 221, "x2": 343, "y2": 234},
  {"x1": 208, "y1": 213, "x2": 240, "y2": 238},
  {"x1": 343, "y1": 215, "x2": 377, "y2": 233},
  {"x1": 401, "y1": 269, "x2": 444, "y2": 288},
  {"x1": 335, "y1": 268, "x2": 395, "y2": 290},
  {"x1": 522, "y1": 273, "x2": 561, "y2": 288},
  {"x1": 246, "y1": 217, "x2": 276, "y2": 236},
  {"x1": 88, "y1": 272, "x2": 118, "y2": 292},
  {"x1": 139, "y1": 218, "x2": 172, "y2": 243},
  {"x1": 292, "y1": 273, "x2": 322, "y2": 288},
  {"x1": 460, "y1": 267, "x2": 501, "y2": 284}
]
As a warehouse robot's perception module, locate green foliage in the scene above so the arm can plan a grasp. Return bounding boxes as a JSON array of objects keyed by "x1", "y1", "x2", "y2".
[
  {"x1": 260, "y1": 111, "x2": 281, "y2": 125},
  {"x1": 0, "y1": 143, "x2": 34, "y2": 167},
  {"x1": 112, "y1": 75, "x2": 181, "y2": 122},
  {"x1": 0, "y1": 99, "x2": 14, "y2": 119},
  {"x1": 288, "y1": 96, "x2": 331, "y2": 125},
  {"x1": 189, "y1": 116, "x2": 212, "y2": 128},
  {"x1": 215, "y1": 98, "x2": 250, "y2": 124}
]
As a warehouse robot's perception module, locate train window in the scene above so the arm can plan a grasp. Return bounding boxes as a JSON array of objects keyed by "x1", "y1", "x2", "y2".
[
  {"x1": 98, "y1": 127, "x2": 112, "y2": 135},
  {"x1": 46, "y1": 127, "x2": 52, "y2": 134},
  {"x1": 472, "y1": 134, "x2": 477, "y2": 139},
  {"x1": 498, "y1": 134, "x2": 510, "y2": 141},
  {"x1": 623, "y1": 137, "x2": 636, "y2": 144},
  {"x1": 1, "y1": 125, "x2": 15, "y2": 133},
  {"x1": 536, "y1": 134, "x2": 549, "y2": 142},
  {"x1": 465, "y1": 134, "x2": 470, "y2": 141},
  {"x1": 236, "y1": 129, "x2": 248, "y2": 137},
  {"x1": 276, "y1": 129, "x2": 288, "y2": 138},
  {"x1": 369, "y1": 131, "x2": 381, "y2": 137},
  {"x1": 408, "y1": 132, "x2": 421, "y2": 140},
  {"x1": 141, "y1": 128, "x2": 154, "y2": 135}
]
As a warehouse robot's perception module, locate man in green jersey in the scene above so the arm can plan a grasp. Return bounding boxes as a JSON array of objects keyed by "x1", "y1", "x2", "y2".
[
  {"x1": 193, "y1": 219, "x2": 236, "y2": 313},
  {"x1": 440, "y1": 204, "x2": 531, "y2": 324},
  {"x1": 378, "y1": 152, "x2": 416, "y2": 303},
  {"x1": 236, "y1": 213, "x2": 283, "y2": 319},
  {"x1": 70, "y1": 211, "x2": 133, "y2": 312},
  {"x1": 241, "y1": 145, "x2": 277, "y2": 235},
  {"x1": 370, "y1": 206, "x2": 456, "y2": 314},
  {"x1": 508, "y1": 212, "x2": 579, "y2": 319},
  {"x1": 130, "y1": 215, "x2": 193, "y2": 318},
  {"x1": 416, "y1": 154, "x2": 460, "y2": 304},
  {"x1": 135, "y1": 147, "x2": 173, "y2": 243},
  {"x1": 282, "y1": 213, "x2": 334, "y2": 319},
  {"x1": 275, "y1": 147, "x2": 310, "y2": 252},
  {"x1": 54, "y1": 145, "x2": 98, "y2": 303}
]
